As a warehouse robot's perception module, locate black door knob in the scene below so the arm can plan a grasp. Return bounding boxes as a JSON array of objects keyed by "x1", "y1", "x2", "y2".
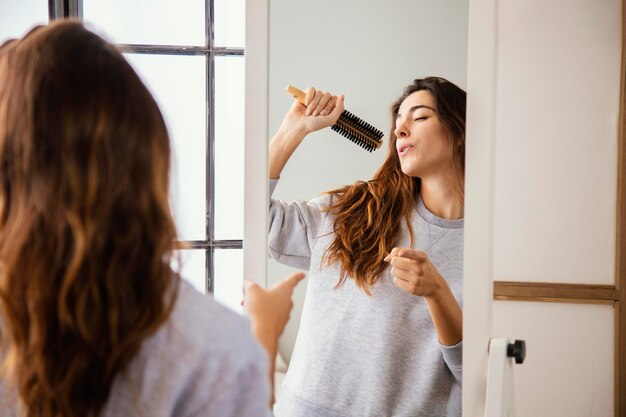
[{"x1": 507, "y1": 339, "x2": 526, "y2": 364}]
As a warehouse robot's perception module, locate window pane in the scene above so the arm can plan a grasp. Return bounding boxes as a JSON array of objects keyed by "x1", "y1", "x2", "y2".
[
  {"x1": 0, "y1": 0, "x2": 48, "y2": 42},
  {"x1": 213, "y1": 248, "x2": 243, "y2": 314},
  {"x1": 175, "y1": 249, "x2": 206, "y2": 294},
  {"x1": 214, "y1": 0, "x2": 244, "y2": 47},
  {"x1": 83, "y1": 0, "x2": 205, "y2": 46},
  {"x1": 214, "y1": 56, "x2": 244, "y2": 240},
  {"x1": 125, "y1": 54, "x2": 206, "y2": 241}
]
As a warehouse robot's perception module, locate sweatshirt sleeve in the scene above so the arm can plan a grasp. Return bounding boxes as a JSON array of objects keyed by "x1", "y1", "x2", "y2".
[
  {"x1": 268, "y1": 179, "x2": 331, "y2": 270},
  {"x1": 440, "y1": 340, "x2": 462, "y2": 382}
]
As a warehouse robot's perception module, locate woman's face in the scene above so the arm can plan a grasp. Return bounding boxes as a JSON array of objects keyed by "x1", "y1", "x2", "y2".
[{"x1": 394, "y1": 90, "x2": 451, "y2": 179}]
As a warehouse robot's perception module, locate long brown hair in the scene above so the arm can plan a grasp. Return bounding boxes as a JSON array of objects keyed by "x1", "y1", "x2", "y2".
[
  {"x1": 0, "y1": 20, "x2": 179, "y2": 416},
  {"x1": 322, "y1": 77, "x2": 466, "y2": 294}
]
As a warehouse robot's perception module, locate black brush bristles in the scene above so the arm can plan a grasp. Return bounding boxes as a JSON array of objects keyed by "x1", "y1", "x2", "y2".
[{"x1": 331, "y1": 110, "x2": 384, "y2": 152}]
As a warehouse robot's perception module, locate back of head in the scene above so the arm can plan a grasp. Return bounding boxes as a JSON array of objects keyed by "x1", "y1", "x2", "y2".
[{"x1": 0, "y1": 20, "x2": 178, "y2": 417}]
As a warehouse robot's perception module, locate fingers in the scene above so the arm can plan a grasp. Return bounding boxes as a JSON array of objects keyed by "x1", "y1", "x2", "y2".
[
  {"x1": 383, "y1": 248, "x2": 398, "y2": 262},
  {"x1": 286, "y1": 271, "x2": 306, "y2": 286},
  {"x1": 393, "y1": 276, "x2": 418, "y2": 295},
  {"x1": 304, "y1": 86, "x2": 316, "y2": 106},
  {"x1": 391, "y1": 265, "x2": 423, "y2": 284},
  {"x1": 386, "y1": 249, "x2": 444, "y2": 298},
  {"x1": 389, "y1": 257, "x2": 423, "y2": 278},
  {"x1": 384, "y1": 247, "x2": 427, "y2": 263},
  {"x1": 384, "y1": 248, "x2": 426, "y2": 289},
  {"x1": 327, "y1": 94, "x2": 345, "y2": 122},
  {"x1": 398, "y1": 249, "x2": 428, "y2": 262},
  {"x1": 275, "y1": 271, "x2": 306, "y2": 292},
  {"x1": 305, "y1": 87, "x2": 324, "y2": 115},
  {"x1": 244, "y1": 278, "x2": 261, "y2": 293},
  {"x1": 303, "y1": 87, "x2": 341, "y2": 117},
  {"x1": 335, "y1": 94, "x2": 345, "y2": 113},
  {"x1": 242, "y1": 279, "x2": 261, "y2": 304},
  {"x1": 245, "y1": 272, "x2": 305, "y2": 300},
  {"x1": 314, "y1": 92, "x2": 333, "y2": 116},
  {"x1": 306, "y1": 91, "x2": 331, "y2": 116},
  {"x1": 393, "y1": 278, "x2": 422, "y2": 295}
]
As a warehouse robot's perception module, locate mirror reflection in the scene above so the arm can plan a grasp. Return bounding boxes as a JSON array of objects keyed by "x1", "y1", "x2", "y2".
[
  {"x1": 266, "y1": 0, "x2": 469, "y2": 415},
  {"x1": 0, "y1": 0, "x2": 469, "y2": 415}
]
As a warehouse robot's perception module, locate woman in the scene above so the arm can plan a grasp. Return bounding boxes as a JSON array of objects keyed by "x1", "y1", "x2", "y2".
[
  {"x1": 0, "y1": 20, "x2": 301, "y2": 417},
  {"x1": 268, "y1": 77, "x2": 465, "y2": 416}
]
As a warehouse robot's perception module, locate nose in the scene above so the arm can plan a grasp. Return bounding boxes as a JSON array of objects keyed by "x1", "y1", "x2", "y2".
[{"x1": 394, "y1": 119, "x2": 408, "y2": 138}]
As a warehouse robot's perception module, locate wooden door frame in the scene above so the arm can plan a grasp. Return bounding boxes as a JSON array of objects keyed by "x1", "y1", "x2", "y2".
[{"x1": 616, "y1": 4, "x2": 626, "y2": 414}]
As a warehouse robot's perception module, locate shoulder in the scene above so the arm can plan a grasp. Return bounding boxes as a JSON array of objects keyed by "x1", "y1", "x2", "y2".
[
  {"x1": 310, "y1": 192, "x2": 333, "y2": 208},
  {"x1": 135, "y1": 280, "x2": 266, "y2": 383},
  {"x1": 167, "y1": 281, "x2": 263, "y2": 361},
  {"x1": 271, "y1": 191, "x2": 333, "y2": 207},
  {"x1": 105, "y1": 280, "x2": 270, "y2": 416},
  {"x1": 142, "y1": 280, "x2": 266, "y2": 388}
]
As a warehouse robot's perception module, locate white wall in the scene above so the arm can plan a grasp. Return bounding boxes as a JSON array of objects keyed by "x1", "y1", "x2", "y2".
[
  {"x1": 465, "y1": 0, "x2": 621, "y2": 415},
  {"x1": 493, "y1": 0, "x2": 621, "y2": 285},
  {"x1": 266, "y1": 0, "x2": 470, "y2": 364}
]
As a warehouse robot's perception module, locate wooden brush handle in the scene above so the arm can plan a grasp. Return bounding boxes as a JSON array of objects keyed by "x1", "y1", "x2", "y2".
[{"x1": 285, "y1": 85, "x2": 307, "y2": 104}]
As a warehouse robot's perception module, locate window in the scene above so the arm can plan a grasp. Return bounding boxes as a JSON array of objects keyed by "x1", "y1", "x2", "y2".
[
  {"x1": 0, "y1": 0, "x2": 48, "y2": 40},
  {"x1": 1, "y1": 0, "x2": 247, "y2": 313}
]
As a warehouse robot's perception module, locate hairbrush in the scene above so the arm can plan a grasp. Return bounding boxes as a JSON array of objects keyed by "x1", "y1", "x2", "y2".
[{"x1": 285, "y1": 85, "x2": 384, "y2": 152}]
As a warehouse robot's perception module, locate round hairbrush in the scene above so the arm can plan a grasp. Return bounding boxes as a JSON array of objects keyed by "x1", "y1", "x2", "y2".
[{"x1": 286, "y1": 85, "x2": 384, "y2": 152}]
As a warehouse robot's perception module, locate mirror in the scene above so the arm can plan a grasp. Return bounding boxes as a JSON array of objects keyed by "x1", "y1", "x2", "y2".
[{"x1": 264, "y1": 0, "x2": 469, "y2": 410}]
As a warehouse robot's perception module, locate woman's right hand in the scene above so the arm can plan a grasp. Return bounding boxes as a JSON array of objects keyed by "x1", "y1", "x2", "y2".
[
  {"x1": 244, "y1": 272, "x2": 305, "y2": 406},
  {"x1": 269, "y1": 87, "x2": 344, "y2": 179},
  {"x1": 280, "y1": 87, "x2": 345, "y2": 137},
  {"x1": 244, "y1": 272, "x2": 306, "y2": 341}
]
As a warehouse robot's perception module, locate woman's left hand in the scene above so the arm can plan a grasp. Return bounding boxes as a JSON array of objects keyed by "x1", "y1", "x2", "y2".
[
  {"x1": 384, "y1": 247, "x2": 445, "y2": 298},
  {"x1": 385, "y1": 247, "x2": 462, "y2": 346}
]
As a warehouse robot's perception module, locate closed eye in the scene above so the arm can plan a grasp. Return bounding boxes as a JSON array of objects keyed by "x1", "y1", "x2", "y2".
[{"x1": 414, "y1": 117, "x2": 428, "y2": 121}]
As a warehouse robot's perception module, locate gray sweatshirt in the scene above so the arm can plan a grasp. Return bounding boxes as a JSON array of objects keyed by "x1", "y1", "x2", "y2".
[
  {"x1": 269, "y1": 179, "x2": 463, "y2": 417},
  {"x1": 0, "y1": 281, "x2": 272, "y2": 417}
]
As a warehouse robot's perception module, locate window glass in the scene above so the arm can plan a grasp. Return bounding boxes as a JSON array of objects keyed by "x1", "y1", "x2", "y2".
[
  {"x1": 214, "y1": 248, "x2": 243, "y2": 313},
  {"x1": 214, "y1": 55, "x2": 245, "y2": 240},
  {"x1": 125, "y1": 54, "x2": 207, "y2": 241},
  {"x1": 176, "y1": 249, "x2": 206, "y2": 294},
  {"x1": 0, "y1": 0, "x2": 48, "y2": 42},
  {"x1": 214, "y1": 0, "x2": 244, "y2": 47},
  {"x1": 83, "y1": 0, "x2": 205, "y2": 46}
]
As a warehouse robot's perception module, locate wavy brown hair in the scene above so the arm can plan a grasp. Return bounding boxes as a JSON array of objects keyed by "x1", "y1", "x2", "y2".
[
  {"x1": 0, "y1": 20, "x2": 179, "y2": 416},
  {"x1": 322, "y1": 77, "x2": 466, "y2": 294}
]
